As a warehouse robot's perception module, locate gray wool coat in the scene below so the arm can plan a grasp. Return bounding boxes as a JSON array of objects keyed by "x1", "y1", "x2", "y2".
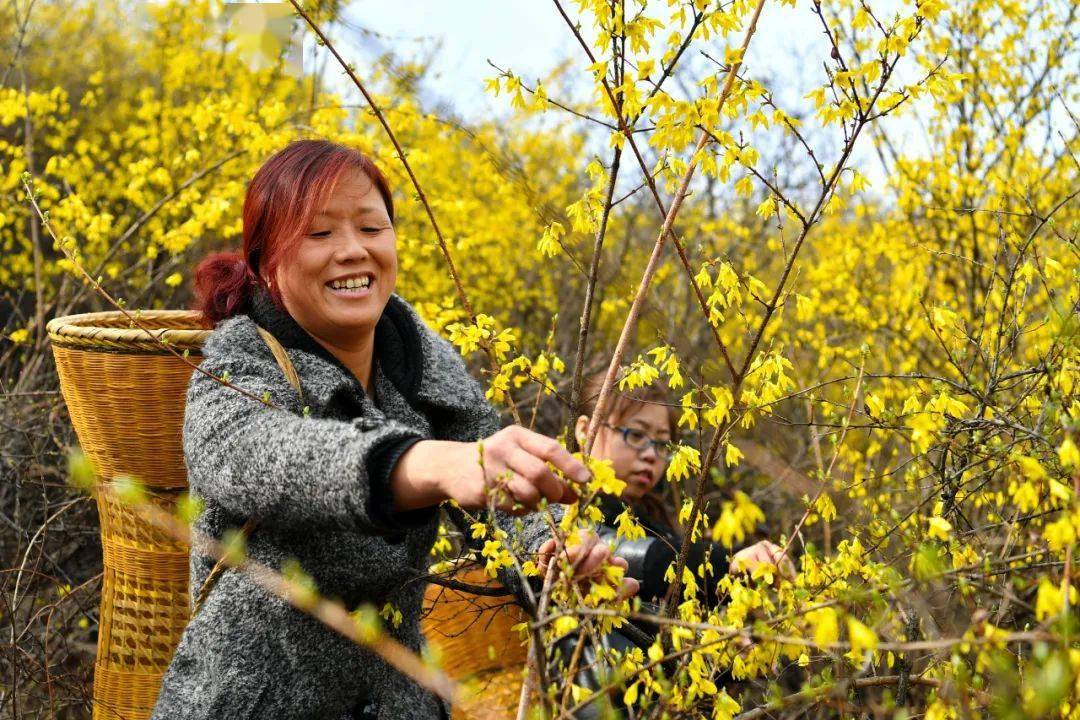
[{"x1": 150, "y1": 283, "x2": 561, "y2": 720}]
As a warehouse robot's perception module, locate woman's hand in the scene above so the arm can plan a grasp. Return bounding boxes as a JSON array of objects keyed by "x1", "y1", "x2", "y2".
[
  {"x1": 444, "y1": 425, "x2": 586, "y2": 513},
  {"x1": 728, "y1": 540, "x2": 796, "y2": 581},
  {"x1": 537, "y1": 529, "x2": 640, "y2": 600},
  {"x1": 391, "y1": 426, "x2": 586, "y2": 514}
]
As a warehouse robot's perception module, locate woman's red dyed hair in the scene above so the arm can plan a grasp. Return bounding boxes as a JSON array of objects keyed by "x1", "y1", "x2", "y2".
[{"x1": 191, "y1": 139, "x2": 395, "y2": 326}]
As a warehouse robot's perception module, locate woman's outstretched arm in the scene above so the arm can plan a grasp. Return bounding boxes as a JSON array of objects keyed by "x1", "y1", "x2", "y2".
[{"x1": 183, "y1": 316, "x2": 429, "y2": 536}]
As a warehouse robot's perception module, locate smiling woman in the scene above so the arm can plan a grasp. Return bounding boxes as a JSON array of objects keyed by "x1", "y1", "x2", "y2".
[
  {"x1": 155, "y1": 139, "x2": 634, "y2": 720},
  {"x1": 267, "y1": 167, "x2": 398, "y2": 394},
  {"x1": 195, "y1": 144, "x2": 398, "y2": 393}
]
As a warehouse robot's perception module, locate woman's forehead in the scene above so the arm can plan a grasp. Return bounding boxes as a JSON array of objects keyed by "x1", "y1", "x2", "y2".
[
  {"x1": 620, "y1": 403, "x2": 670, "y2": 433},
  {"x1": 315, "y1": 202, "x2": 382, "y2": 219},
  {"x1": 319, "y1": 172, "x2": 383, "y2": 215}
]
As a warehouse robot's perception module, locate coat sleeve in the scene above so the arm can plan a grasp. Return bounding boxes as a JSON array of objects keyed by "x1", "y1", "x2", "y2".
[
  {"x1": 488, "y1": 504, "x2": 564, "y2": 610},
  {"x1": 182, "y1": 318, "x2": 429, "y2": 535}
]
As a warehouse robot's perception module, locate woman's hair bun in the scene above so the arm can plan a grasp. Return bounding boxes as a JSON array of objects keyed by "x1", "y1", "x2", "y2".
[{"x1": 192, "y1": 250, "x2": 257, "y2": 327}]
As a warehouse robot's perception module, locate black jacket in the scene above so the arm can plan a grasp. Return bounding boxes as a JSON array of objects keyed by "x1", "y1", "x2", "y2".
[{"x1": 596, "y1": 495, "x2": 730, "y2": 606}]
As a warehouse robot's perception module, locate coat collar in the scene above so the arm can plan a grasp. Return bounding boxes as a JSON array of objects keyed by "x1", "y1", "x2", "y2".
[{"x1": 246, "y1": 282, "x2": 473, "y2": 413}]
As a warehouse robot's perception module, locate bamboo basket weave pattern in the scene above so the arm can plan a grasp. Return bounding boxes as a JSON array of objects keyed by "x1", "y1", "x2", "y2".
[
  {"x1": 48, "y1": 309, "x2": 209, "y2": 720},
  {"x1": 48, "y1": 308, "x2": 531, "y2": 720},
  {"x1": 421, "y1": 565, "x2": 532, "y2": 719}
]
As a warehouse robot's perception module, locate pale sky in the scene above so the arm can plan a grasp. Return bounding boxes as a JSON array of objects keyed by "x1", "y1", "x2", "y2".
[
  {"x1": 222, "y1": 0, "x2": 927, "y2": 187},
  {"x1": 339, "y1": 1, "x2": 831, "y2": 123},
  {"x1": 332, "y1": 1, "x2": 908, "y2": 185},
  {"x1": 219, "y1": 0, "x2": 1071, "y2": 194}
]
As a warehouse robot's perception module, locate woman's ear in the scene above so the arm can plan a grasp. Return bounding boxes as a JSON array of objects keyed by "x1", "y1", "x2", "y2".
[{"x1": 574, "y1": 414, "x2": 588, "y2": 445}]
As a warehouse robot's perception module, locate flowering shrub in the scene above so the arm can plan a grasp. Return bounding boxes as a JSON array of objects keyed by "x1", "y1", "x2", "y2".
[{"x1": 3, "y1": 0, "x2": 1077, "y2": 718}]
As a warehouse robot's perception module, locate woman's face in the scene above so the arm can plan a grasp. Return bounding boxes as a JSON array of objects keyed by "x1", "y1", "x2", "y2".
[
  {"x1": 576, "y1": 402, "x2": 671, "y2": 502},
  {"x1": 269, "y1": 167, "x2": 397, "y2": 346}
]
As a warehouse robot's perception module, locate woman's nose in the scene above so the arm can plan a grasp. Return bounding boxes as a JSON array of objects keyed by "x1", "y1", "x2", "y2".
[{"x1": 335, "y1": 228, "x2": 372, "y2": 261}]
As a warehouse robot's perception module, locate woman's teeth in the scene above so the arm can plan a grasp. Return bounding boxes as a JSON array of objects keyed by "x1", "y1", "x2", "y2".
[{"x1": 327, "y1": 276, "x2": 371, "y2": 292}]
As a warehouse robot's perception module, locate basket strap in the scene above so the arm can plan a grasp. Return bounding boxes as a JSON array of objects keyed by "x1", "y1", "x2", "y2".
[
  {"x1": 255, "y1": 325, "x2": 305, "y2": 406},
  {"x1": 191, "y1": 327, "x2": 303, "y2": 616},
  {"x1": 190, "y1": 517, "x2": 256, "y2": 616}
]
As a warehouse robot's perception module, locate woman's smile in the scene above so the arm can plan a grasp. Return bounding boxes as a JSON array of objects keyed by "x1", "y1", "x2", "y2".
[{"x1": 325, "y1": 271, "x2": 376, "y2": 299}]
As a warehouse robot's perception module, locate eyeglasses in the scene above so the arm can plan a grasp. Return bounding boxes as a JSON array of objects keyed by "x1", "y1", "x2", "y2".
[{"x1": 603, "y1": 423, "x2": 673, "y2": 459}]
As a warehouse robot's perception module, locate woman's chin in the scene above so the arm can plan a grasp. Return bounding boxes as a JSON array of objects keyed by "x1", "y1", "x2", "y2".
[{"x1": 322, "y1": 297, "x2": 385, "y2": 325}]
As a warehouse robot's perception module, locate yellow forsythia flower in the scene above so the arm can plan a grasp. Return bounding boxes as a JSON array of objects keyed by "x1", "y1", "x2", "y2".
[
  {"x1": 927, "y1": 515, "x2": 953, "y2": 541},
  {"x1": 847, "y1": 617, "x2": 878, "y2": 656},
  {"x1": 805, "y1": 607, "x2": 839, "y2": 649}
]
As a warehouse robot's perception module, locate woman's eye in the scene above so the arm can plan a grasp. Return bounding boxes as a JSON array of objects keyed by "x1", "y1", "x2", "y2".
[
  {"x1": 308, "y1": 230, "x2": 331, "y2": 238},
  {"x1": 628, "y1": 429, "x2": 647, "y2": 442},
  {"x1": 359, "y1": 226, "x2": 386, "y2": 233}
]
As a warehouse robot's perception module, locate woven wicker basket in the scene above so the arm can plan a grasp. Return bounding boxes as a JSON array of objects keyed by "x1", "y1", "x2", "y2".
[
  {"x1": 47, "y1": 308, "x2": 529, "y2": 720},
  {"x1": 420, "y1": 564, "x2": 532, "y2": 718},
  {"x1": 47, "y1": 309, "x2": 210, "y2": 720}
]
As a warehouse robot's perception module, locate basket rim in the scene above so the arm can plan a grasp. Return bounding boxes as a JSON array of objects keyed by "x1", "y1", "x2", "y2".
[{"x1": 46, "y1": 308, "x2": 212, "y2": 349}]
